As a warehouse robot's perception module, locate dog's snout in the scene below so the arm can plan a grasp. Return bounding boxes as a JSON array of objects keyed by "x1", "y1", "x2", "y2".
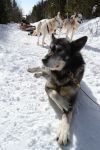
[
  {"x1": 42, "y1": 58, "x2": 48, "y2": 63},
  {"x1": 42, "y1": 51, "x2": 54, "y2": 65},
  {"x1": 42, "y1": 52, "x2": 52, "y2": 63}
]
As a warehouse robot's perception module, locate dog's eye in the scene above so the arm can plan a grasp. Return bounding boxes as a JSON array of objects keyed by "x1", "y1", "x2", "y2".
[
  {"x1": 56, "y1": 45, "x2": 62, "y2": 52},
  {"x1": 50, "y1": 45, "x2": 56, "y2": 52},
  {"x1": 65, "y1": 56, "x2": 69, "y2": 60},
  {"x1": 56, "y1": 48, "x2": 61, "y2": 52}
]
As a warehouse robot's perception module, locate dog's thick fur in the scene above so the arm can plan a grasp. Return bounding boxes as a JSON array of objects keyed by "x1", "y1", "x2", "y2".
[
  {"x1": 32, "y1": 12, "x2": 63, "y2": 46},
  {"x1": 28, "y1": 34, "x2": 87, "y2": 145}
]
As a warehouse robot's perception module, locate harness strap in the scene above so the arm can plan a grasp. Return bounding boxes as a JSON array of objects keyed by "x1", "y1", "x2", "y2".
[
  {"x1": 46, "y1": 20, "x2": 54, "y2": 33},
  {"x1": 46, "y1": 24, "x2": 49, "y2": 33}
]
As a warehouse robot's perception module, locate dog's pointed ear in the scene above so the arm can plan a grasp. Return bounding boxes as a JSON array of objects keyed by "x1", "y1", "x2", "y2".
[
  {"x1": 52, "y1": 34, "x2": 56, "y2": 41},
  {"x1": 71, "y1": 36, "x2": 88, "y2": 52}
]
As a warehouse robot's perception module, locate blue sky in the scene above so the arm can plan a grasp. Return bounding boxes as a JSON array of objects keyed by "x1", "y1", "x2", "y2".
[{"x1": 16, "y1": 0, "x2": 41, "y2": 15}]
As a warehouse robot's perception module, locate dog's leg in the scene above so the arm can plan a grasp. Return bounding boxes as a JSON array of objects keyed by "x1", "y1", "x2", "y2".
[
  {"x1": 37, "y1": 22, "x2": 42, "y2": 45},
  {"x1": 66, "y1": 27, "x2": 69, "y2": 39},
  {"x1": 37, "y1": 33, "x2": 40, "y2": 45},
  {"x1": 27, "y1": 67, "x2": 44, "y2": 78},
  {"x1": 45, "y1": 87, "x2": 70, "y2": 112},
  {"x1": 71, "y1": 28, "x2": 75, "y2": 41},
  {"x1": 45, "y1": 86, "x2": 73, "y2": 145},
  {"x1": 27, "y1": 67, "x2": 42, "y2": 73},
  {"x1": 27, "y1": 67, "x2": 49, "y2": 78},
  {"x1": 58, "y1": 28, "x2": 62, "y2": 38},
  {"x1": 57, "y1": 111, "x2": 73, "y2": 145},
  {"x1": 42, "y1": 34, "x2": 46, "y2": 46}
]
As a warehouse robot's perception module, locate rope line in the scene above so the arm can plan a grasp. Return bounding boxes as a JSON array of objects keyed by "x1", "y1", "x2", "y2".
[{"x1": 80, "y1": 86, "x2": 100, "y2": 108}]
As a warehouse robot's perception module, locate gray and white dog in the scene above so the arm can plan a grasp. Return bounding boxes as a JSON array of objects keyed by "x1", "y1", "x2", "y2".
[{"x1": 28, "y1": 34, "x2": 87, "y2": 145}]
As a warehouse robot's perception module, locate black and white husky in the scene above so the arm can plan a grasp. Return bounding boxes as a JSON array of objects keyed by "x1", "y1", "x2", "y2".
[{"x1": 28, "y1": 34, "x2": 87, "y2": 145}]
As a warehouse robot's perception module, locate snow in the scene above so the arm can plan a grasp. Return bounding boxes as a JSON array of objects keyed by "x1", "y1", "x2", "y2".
[{"x1": 0, "y1": 19, "x2": 100, "y2": 150}]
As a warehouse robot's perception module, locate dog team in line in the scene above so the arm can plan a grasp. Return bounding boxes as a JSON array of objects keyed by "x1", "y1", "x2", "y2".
[{"x1": 29, "y1": 12, "x2": 83, "y2": 46}]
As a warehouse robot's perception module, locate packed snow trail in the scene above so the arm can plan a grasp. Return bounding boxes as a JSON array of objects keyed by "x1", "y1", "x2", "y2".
[{"x1": 0, "y1": 19, "x2": 100, "y2": 150}]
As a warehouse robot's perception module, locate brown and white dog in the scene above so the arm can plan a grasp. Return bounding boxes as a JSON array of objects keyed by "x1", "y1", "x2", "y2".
[
  {"x1": 32, "y1": 12, "x2": 63, "y2": 46},
  {"x1": 63, "y1": 13, "x2": 82, "y2": 40}
]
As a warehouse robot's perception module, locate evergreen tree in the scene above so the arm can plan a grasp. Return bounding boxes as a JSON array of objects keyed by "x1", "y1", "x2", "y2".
[
  {"x1": 0, "y1": 0, "x2": 9, "y2": 23},
  {"x1": 0, "y1": 0, "x2": 22, "y2": 24},
  {"x1": 6, "y1": 0, "x2": 13, "y2": 22},
  {"x1": 12, "y1": 0, "x2": 22, "y2": 23},
  {"x1": 28, "y1": 0, "x2": 100, "y2": 23}
]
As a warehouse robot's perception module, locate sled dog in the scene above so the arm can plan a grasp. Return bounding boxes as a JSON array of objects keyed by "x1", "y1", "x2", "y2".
[
  {"x1": 28, "y1": 34, "x2": 87, "y2": 145},
  {"x1": 63, "y1": 13, "x2": 82, "y2": 40},
  {"x1": 32, "y1": 12, "x2": 63, "y2": 46}
]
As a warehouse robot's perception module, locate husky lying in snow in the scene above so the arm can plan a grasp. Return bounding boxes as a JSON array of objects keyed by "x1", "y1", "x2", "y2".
[
  {"x1": 32, "y1": 12, "x2": 63, "y2": 46},
  {"x1": 28, "y1": 34, "x2": 87, "y2": 145}
]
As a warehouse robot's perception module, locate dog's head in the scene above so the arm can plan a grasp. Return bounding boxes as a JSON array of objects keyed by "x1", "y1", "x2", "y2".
[
  {"x1": 42, "y1": 34, "x2": 87, "y2": 72},
  {"x1": 55, "y1": 12, "x2": 63, "y2": 29}
]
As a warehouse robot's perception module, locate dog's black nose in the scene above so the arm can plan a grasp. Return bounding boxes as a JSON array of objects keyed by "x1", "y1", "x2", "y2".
[{"x1": 42, "y1": 58, "x2": 47, "y2": 64}]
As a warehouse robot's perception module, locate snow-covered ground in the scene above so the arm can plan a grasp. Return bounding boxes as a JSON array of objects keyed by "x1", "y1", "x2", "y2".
[{"x1": 0, "y1": 18, "x2": 100, "y2": 150}]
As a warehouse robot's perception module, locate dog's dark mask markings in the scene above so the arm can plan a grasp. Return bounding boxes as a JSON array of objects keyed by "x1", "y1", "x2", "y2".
[{"x1": 42, "y1": 34, "x2": 87, "y2": 86}]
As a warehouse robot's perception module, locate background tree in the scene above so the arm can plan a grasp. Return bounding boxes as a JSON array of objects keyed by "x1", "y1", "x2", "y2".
[
  {"x1": 12, "y1": 0, "x2": 22, "y2": 23},
  {"x1": 0, "y1": 0, "x2": 23, "y2": 24},
  {"x1": 28, "y1": 0, "x2": 100, "y2": 23},
  {"x1": 0, "y1": 0, "x2": 9, "y2": 23}
]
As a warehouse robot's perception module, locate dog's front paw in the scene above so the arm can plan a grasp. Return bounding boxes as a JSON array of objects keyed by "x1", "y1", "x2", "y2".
[
  {"x1": 34, "y1": 73, "x2": 42, "y2": 78},
  {"x1": 27, "y1": 68, "x2": 32, "y2": 72},
  {"x1": 57, "y1": 114, "x2": 70, "y2": 145},
  {"x1": 27, "y1": 68, "x2": 36, "y2": 73}
]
